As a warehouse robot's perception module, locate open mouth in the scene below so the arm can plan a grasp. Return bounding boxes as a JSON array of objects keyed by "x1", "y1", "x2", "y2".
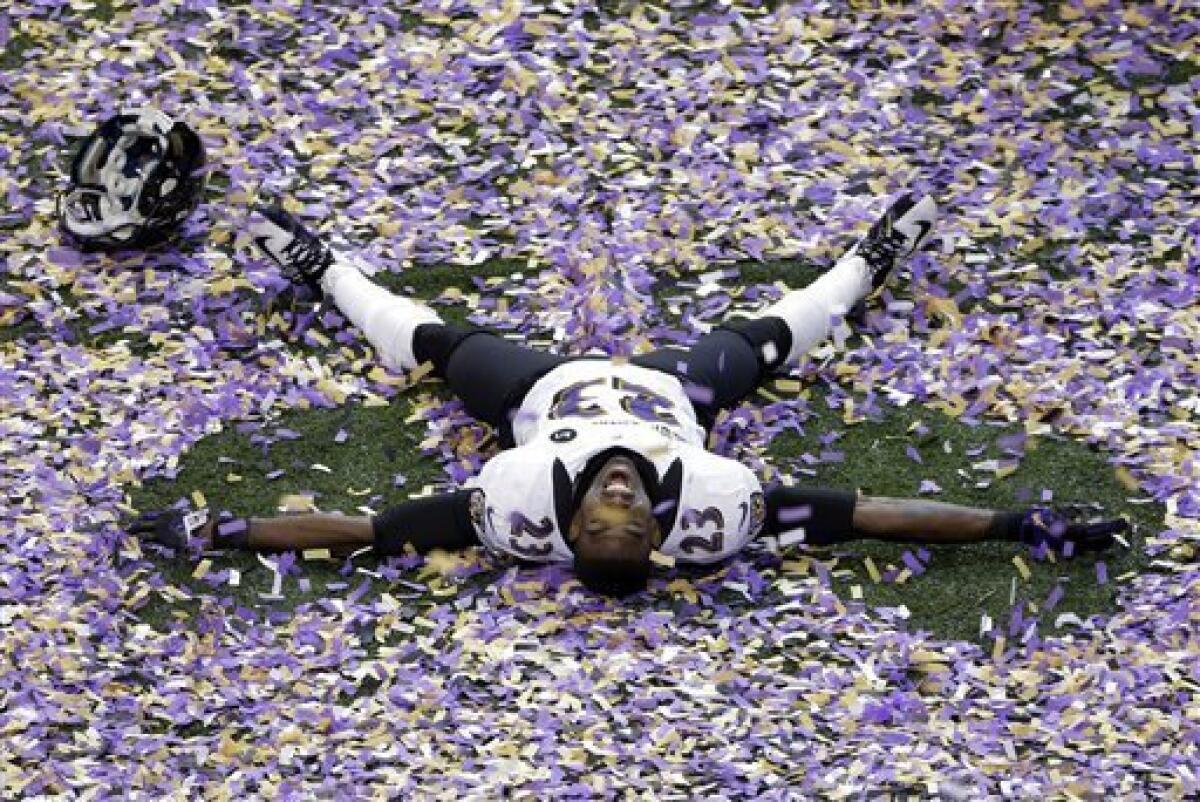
[
  {"x1": 600, "y1": 457, "x2": 645, "y2": 498},
  {"x1": 603, "y1": 467, "x2": 632, "y2": 494}
]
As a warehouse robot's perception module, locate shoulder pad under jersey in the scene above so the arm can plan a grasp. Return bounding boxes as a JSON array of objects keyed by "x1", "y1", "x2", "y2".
[
  {"x1": 658, "y1": 445, "x2": 765, "y2": 564},
  {"x1": 465, "y1": 446, "x2": 576, "y2": 563}
]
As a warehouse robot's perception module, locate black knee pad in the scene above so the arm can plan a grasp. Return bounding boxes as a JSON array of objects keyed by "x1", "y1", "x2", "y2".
[
  {"x1": 413, "y1": 323, "x2": 488, "y2": 375},
  {"x1": 720, "y1": 317, "x2": 793, "y2": 371}
]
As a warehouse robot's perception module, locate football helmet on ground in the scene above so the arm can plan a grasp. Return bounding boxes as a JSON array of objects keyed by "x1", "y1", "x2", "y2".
[{"x1": 57, "y1": 109, "x2": 206, "y2": 251}]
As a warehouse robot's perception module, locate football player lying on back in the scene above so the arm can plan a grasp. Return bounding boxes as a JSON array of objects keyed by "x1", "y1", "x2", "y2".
[{"x1": 132, "y1": 193, "x2": 1127, "y2": 596}]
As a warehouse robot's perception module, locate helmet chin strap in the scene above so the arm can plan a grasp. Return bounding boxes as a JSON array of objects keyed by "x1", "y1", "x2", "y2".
[{"x1": 59, "y1": 186, "x2": 138, "y2": 238}]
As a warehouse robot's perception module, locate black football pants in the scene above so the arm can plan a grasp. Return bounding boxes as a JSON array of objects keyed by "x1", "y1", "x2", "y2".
[{"x1": 412, "y1": 318, "x2": 792, "y2": 445}]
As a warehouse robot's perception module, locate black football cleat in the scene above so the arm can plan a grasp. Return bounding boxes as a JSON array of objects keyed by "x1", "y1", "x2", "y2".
[
  {"x1": 249, "y1": 205, "x2": 335, "y2": 299},
  {"x1": 852, "y1": 193, "x2": 937, "y2": 291}
]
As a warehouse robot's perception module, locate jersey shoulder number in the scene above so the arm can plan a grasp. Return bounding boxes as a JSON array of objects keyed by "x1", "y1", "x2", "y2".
[
  {"x1": 465, "y1": 446, "x2": 575, "y2": 563},
  {"x1": 659, "y1": 446, "x2": 764, "y2": 564}
]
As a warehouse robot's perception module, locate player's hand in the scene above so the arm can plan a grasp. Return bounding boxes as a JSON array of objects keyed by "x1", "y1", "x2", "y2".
[
  {"x1": 128, "y1": 507, "x2": 211, "y2": 552},
  {"x1": 1017, "y1": 506, "x2": 1128, "y2": 555}
]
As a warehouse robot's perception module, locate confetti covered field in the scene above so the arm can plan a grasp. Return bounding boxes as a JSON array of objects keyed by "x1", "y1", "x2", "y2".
[{"x1": 3, "y1": 1, "x2": 1200, "y2": 798}]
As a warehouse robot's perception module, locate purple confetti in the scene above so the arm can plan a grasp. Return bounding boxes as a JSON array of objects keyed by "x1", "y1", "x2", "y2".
[{"x1": 0, "y1": 2, "x2": 1194, "y2": 797}]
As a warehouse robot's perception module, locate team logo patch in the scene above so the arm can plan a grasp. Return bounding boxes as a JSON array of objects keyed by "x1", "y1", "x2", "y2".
[
  {"x1": 749, "y1": 492, "x2": 766, "y2": 535},
  {"x1": 468, "y1": 489, "x2": 487, "y2": 534},
  {"x1": 549, "y1": 427, "x2": 577, "y2": 443}
]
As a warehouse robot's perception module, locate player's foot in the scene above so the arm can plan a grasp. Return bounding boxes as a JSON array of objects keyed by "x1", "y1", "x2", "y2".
[
  {"x1": 249, "y1": 205, "x2": 335, "y2": 299},
  {"x1": 853, "y1": 193, "x2": 937, "y2": 290}
]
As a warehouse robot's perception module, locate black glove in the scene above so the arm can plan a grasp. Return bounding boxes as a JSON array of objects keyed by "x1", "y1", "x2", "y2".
[
  {"x1": 128, "y1": 507, "x2": 210, "y2": 551},
  {"x1": 997, "y1": 505, "x2": 1128, "y2": 555}
]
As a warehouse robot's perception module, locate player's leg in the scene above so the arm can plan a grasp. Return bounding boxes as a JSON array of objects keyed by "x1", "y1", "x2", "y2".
[
  {"x1": 755, "y1": 192, "x2": 937, "y2": 365},
  {"x1": 631, "y1": 326, "x2": 775, "y2": 427},
  {"x1": 636, "y1": 193, "x2": 937, "y2": 424},
  {"x1": 250, "y1": 206, "x2": 568, "y2": 429},
  {"x1": 413, "y1": 322, "x2": 569, "y2": 431},
  {"x1": 313, "y1": 257, "x2": 570, "y2": 428}
]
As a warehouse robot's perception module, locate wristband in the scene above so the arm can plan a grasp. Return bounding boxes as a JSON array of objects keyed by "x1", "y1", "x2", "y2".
[
  {"x1": 987, "y1": 510, "x2": 1025, "y2": 542},
  {"x1": 212, "y1": 513, "x2": 250, "y2": 549}
]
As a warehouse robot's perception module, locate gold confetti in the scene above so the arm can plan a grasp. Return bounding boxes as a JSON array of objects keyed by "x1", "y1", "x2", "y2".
[
  {"x1": 279, "y1": 495, "x2": 317, "y2": 513},
  {"x1": 992, "y1": 636, "x2": 1007, "y2": 662},
  {"x1": 649, "y1": 550, "x2": 675, "y2": 568},
  {"x1": 864, "y1": 557, "x2": 881, "y2": 584},
  {"x1": 1114, "y1": 466, "x2": 1141, "y2": 492}
]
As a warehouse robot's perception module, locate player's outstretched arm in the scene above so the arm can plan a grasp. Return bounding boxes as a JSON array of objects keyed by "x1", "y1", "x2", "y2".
[
  {"x1": 129, "y1": 490, "x2": 481, "y2": 557},
  {"x1": 850, "y1": 496, "x2": 1127, "y2": 553},
  {"x1": 850, "y1": 496, "x2": 997, "y2": 544},
  {"x1": 764, "y1": 486, "x2": 1127, "y2": 555}
]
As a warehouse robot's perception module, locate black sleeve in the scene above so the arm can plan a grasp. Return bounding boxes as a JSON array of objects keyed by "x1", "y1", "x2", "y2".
[
  {"x1": 763, "y1": 485, "x2": 858, "y2": 545},
  {"x1": 371, "y1": 490, "x2": 481, "y2": 555}
]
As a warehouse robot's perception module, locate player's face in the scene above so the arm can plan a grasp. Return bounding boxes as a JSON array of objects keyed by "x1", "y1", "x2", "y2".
[{"x1": 569, "y1": 455, "x2": 660, "y2": 560}]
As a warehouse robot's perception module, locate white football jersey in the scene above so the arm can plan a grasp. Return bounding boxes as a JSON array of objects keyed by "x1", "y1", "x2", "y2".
[{"x1": 465, "y1": 360, "x2": 765, "y2": 564}]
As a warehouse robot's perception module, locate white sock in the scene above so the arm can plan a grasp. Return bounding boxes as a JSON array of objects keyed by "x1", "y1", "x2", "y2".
[
  {"x1": 320, "y1": 261, "x2": 442, "y2": 372},
  {"x1": 760, "y1": 253, "x2": 871, "y2": 365}
]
